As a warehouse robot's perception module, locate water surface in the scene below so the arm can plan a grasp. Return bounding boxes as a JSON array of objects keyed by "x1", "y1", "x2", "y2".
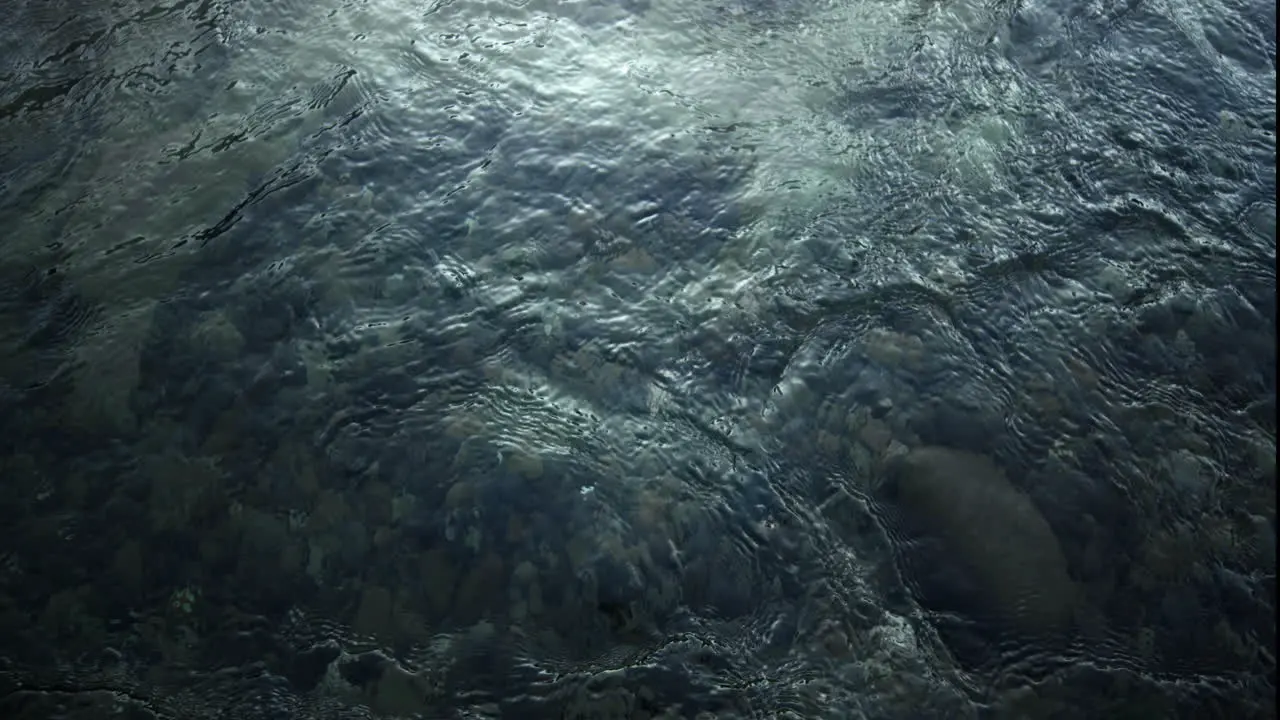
[{"x1": 0, "y1": 0, "x2": 1275, "y2": 718}]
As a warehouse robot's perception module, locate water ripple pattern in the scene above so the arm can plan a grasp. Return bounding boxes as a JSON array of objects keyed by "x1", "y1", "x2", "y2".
[{"x1": 0, "y1": 0, "x2": 1274, "y2": 718}]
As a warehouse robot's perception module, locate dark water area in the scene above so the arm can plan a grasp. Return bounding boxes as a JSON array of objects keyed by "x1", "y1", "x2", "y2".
[{"x1": 0, "y1": 0, "x2": 1274, "y2": 718}]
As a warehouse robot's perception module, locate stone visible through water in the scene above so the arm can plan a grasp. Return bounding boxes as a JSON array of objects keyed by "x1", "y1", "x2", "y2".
[{"x1": 881, "y1": 445, "x2": 1078, "y2": 636}]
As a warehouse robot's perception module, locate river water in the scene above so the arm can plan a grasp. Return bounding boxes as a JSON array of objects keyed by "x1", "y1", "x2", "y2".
[{"x1": 0, "y1": 0, "x2": 1274, "y2": 718}]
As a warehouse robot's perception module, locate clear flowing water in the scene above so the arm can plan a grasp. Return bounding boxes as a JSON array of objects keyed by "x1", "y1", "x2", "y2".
[{"x1": 0, "y1": 0, "x2": 1274, "y2": 718}]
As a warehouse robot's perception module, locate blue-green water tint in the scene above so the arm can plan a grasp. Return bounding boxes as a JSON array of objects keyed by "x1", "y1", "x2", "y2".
[{"x1": 0, "y1": 0, "x2": 1274, "y2": 717}]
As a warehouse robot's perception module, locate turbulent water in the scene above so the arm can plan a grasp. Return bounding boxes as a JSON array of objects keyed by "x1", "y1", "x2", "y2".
[{"x1": 0, "y1": 0, "x2": 1274, "y2": 718}]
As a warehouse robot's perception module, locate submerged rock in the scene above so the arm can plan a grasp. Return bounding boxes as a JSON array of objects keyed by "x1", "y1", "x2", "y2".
[{"x1": 879, "y1": 445, "x2": 1078, "y2": 636}]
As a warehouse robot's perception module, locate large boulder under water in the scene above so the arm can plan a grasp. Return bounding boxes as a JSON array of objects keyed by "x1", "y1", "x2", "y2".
[{"x1": 878, "y1": 445, "x2": 1079, "y2": 640}]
